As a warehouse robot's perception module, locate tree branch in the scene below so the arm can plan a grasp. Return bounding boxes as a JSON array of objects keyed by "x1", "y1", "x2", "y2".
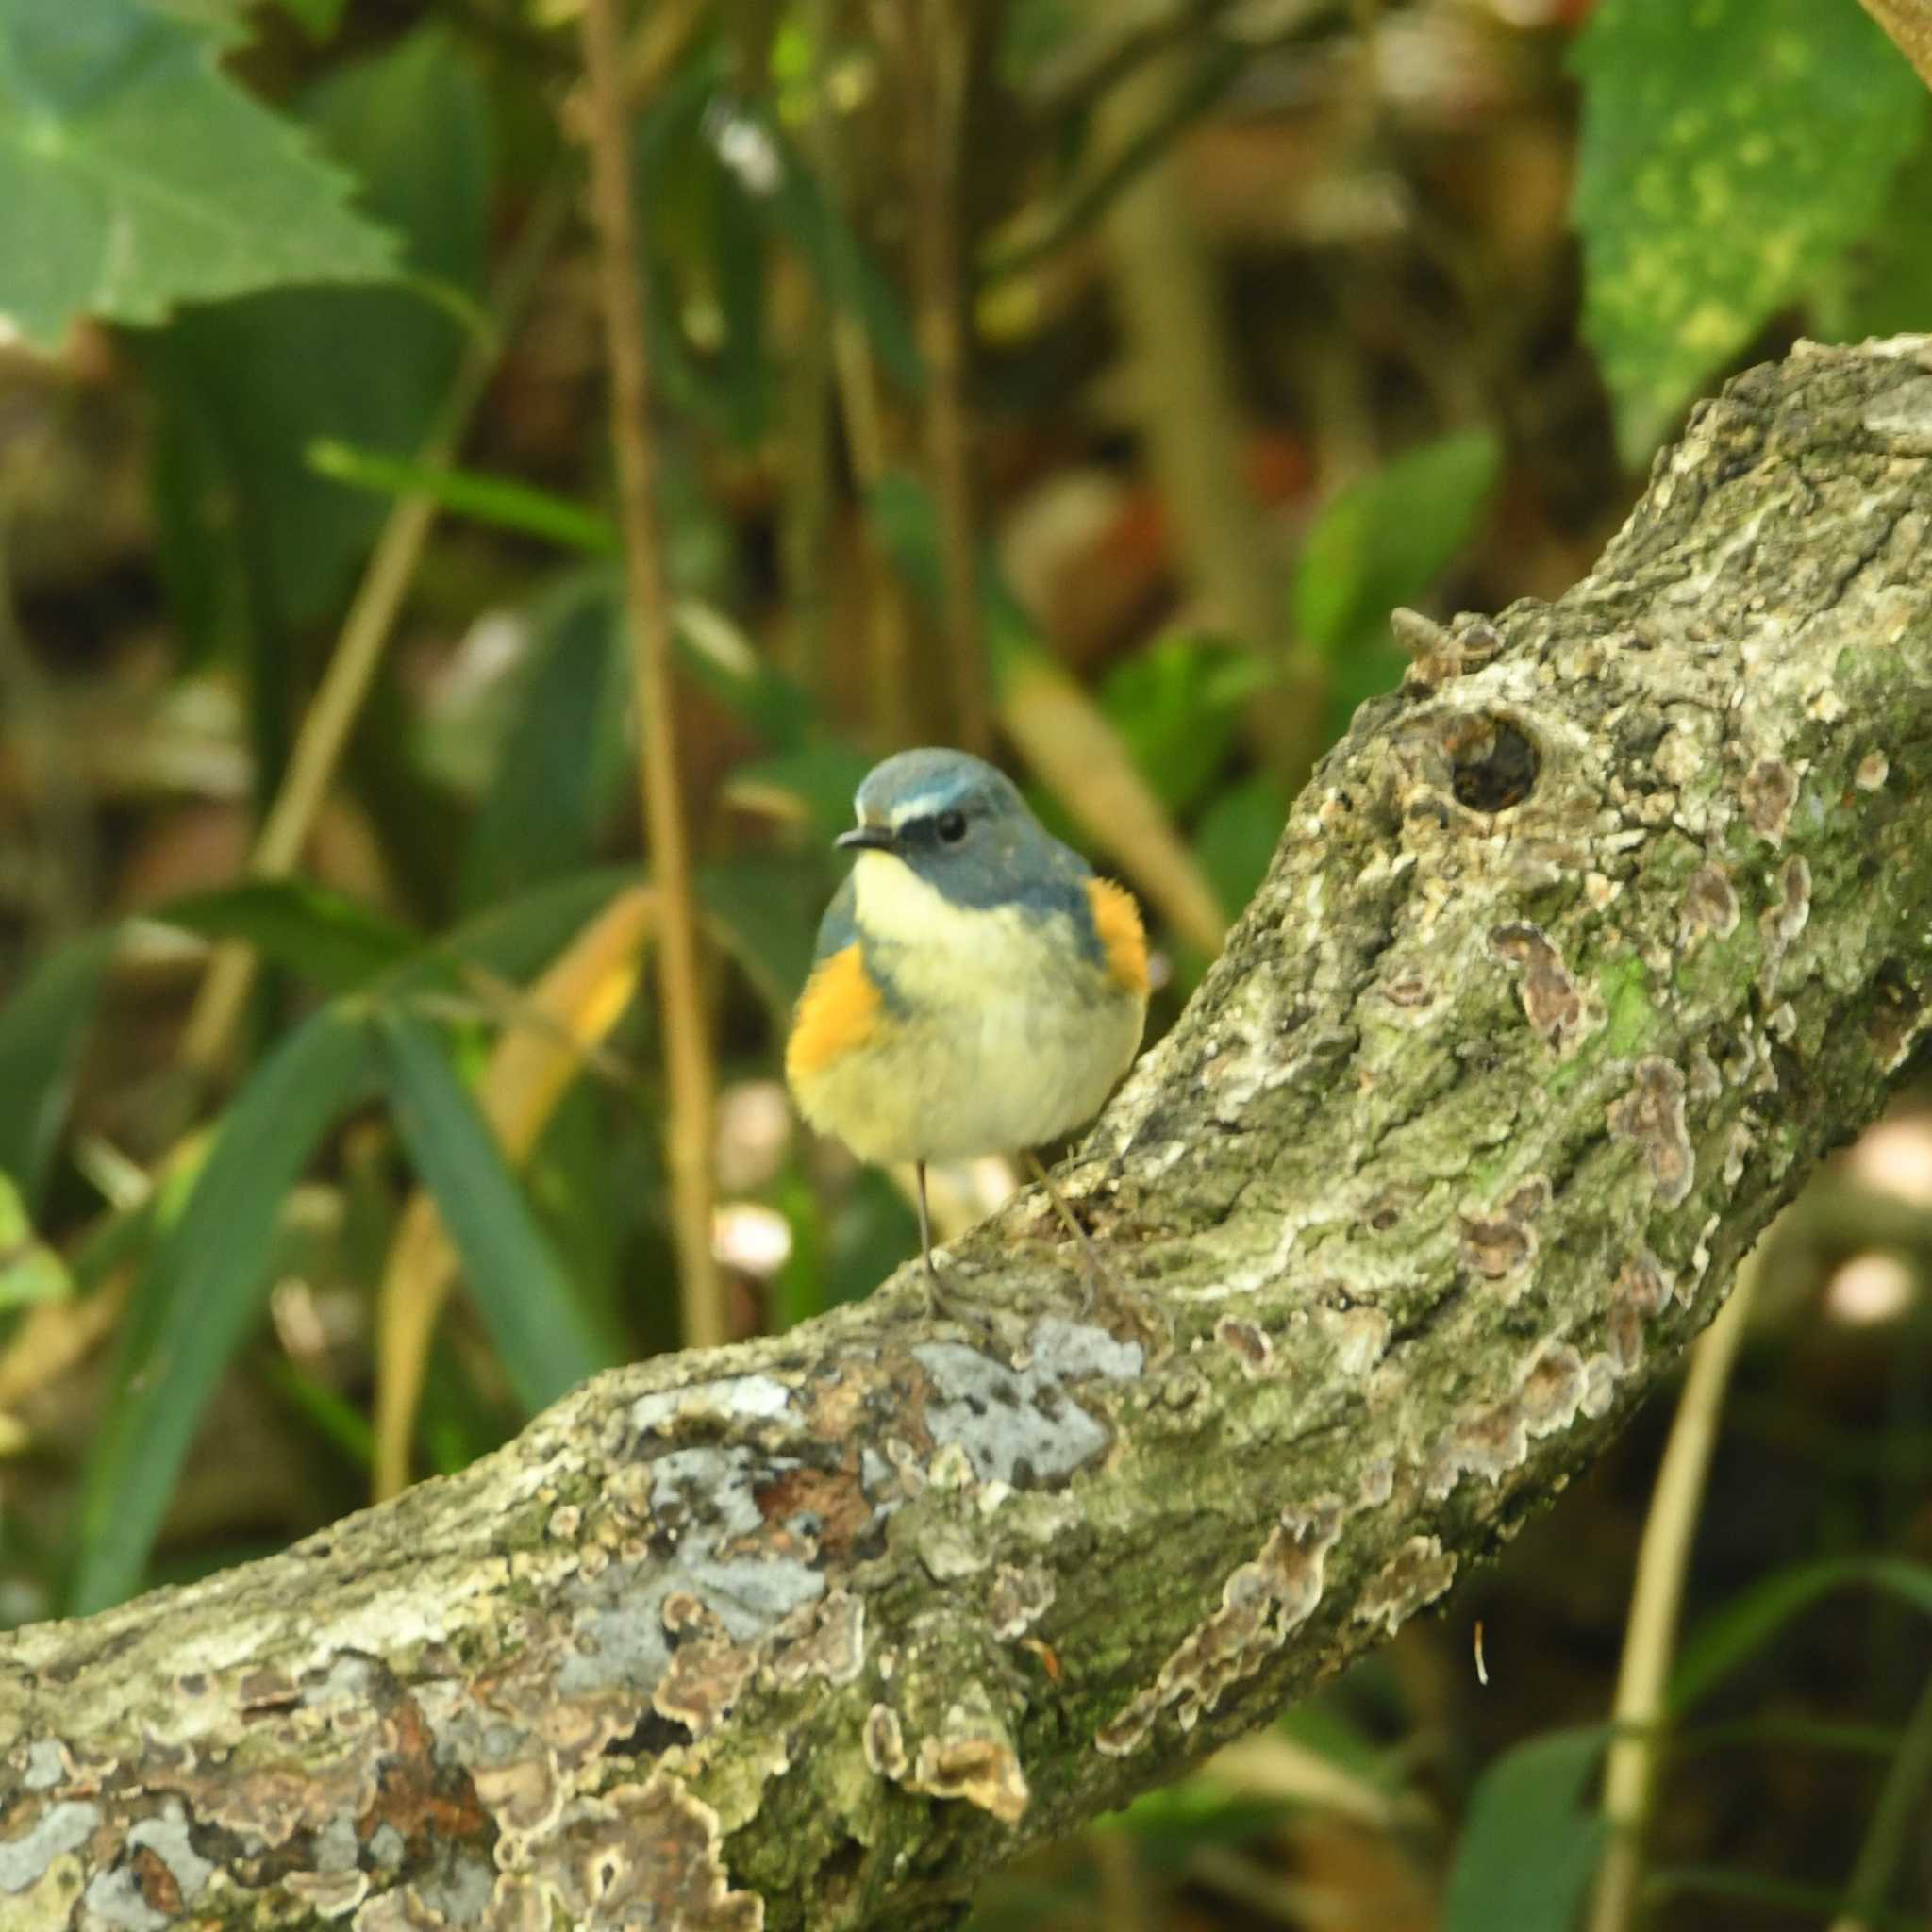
[{"x1": 7, "y1": 337, "x2": 1932, "y2": 1931}]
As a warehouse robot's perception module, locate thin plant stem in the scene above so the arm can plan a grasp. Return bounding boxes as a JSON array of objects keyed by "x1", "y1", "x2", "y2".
[
  {"x1": 1087, "y1": 34, "x2": 1284, "y2": 663},
  {"x1": 875, "y1": 0, "x2": 989, "y2": 751},
  {"x1": 808, "y1": 0, "x2": 915, "y2": 741},
  {"x1": 576, "y1": 0, "x2": 726, "y2": 1352},
  {"x1": 1827, "y1": 1664, "x2": 1932, "y2": 1932},
  {"x1": 1590, "y1": 1244, "x2": 1766, "y2": 1932},
  {"x1": 178, "y1": 180, "x2": 573, "y2": 1079}
]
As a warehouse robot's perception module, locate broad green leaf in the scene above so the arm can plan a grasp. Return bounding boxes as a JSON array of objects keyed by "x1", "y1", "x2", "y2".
[
  {"x1": 0, "y1": 1173, "x2": 73, "y2": 1310},
  {"x1": 73, "y1": 1004, "x2": 379, "y2": 1611},
  {"x1": 1811, "y1": 107, "x2": 1932, "y2": 345},
  {"x1": 1100, "y1": 632, "x2": 1263, "y2": 817},
  {"x1": 154, "y1": 878, "x2": 417, "y2": 993},
  {"x1": 272, "y1": 0, "x2": 350, "y2": 40},
  {"x1": 1442, "y1": 1726, "x2": 1608, "y2": 1932},
  {"x1": 1293, "y1": 428, "x2": 1500, "y2": 739},
  {"x1": 1672, "y1": 1556, "x2": 1932, "y2": 1711},
  {"x1": 1572, "y1": 0, "x2": 1924, "y2": 466},
  {"x1": 0, "y1": 928, "x2": 115, "y2": 1211},
  {"x1": 0, "y1": 0, "x2": 396, "y2": 349},
  {"x1": 377, "y1": 1012, "x2": 614, "y2": 1415},
  {"x1": 139, "y1": 23, "x2": 491, "y2": 633}
]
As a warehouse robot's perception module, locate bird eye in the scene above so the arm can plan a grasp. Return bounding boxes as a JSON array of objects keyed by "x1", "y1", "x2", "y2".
[{"x1": 936, "y1": 809, "x2": 969, "y2": 843}]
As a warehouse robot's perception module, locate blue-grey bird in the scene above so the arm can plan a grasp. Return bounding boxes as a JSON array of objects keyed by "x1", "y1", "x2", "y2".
[{"x1": 786, "y1": 748, "x2": 1148, "y2": 1296}]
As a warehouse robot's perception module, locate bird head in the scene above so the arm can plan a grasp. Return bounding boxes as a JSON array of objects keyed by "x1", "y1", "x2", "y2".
[{"x1": 835, "y1": 748, "x2": 1077, "y2": 912}]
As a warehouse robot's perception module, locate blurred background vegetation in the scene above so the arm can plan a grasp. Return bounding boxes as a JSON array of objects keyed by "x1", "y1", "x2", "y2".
[{"x1": 3, "y1": 0, "x2": 1932, "y2": 1924}]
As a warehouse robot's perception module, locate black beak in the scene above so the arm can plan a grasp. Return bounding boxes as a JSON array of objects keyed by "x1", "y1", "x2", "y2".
[{"x1": 836, "y1": 824, "x2": 894, "y2": 853}]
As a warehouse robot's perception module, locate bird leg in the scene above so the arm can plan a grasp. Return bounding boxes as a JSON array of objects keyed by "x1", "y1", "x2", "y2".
[{"x1": 1022, "y1": 1150, "x2": 1111, "y2": 1311}]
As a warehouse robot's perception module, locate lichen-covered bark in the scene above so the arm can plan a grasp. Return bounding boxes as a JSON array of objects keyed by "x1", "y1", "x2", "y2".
[{"x1": 6, "y1": 337, "x2": 1932, "y2": 1931}]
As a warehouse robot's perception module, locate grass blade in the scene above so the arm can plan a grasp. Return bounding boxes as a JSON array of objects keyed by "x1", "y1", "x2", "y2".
[
  {"x1": 155, "y1": 878, "x2": 418, "y2": 993},
  {"x1": 0, "y1": 929, "x2": 115, "y2": 1211},
  {"x1": 377, "y1": 1011, "x2": 615, "y2": 1422},
  {"x1": 373, "y1": 889, "x2": 651, "y2": 1497},
  {"x1": 1672, "y1": 1556, "x2": 1932, "y2": 1711},
  {"x1": 72, "y1": 1003, "x2": 379, "y2": 1611}
]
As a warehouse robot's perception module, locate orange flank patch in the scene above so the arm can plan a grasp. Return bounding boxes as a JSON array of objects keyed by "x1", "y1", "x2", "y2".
[
  {"x1": 1088, "y1": 877, "x2": 1149, "y2": 996},
  {"x1": 786, "y1": 944, "x2": 884, "y2": 1082}
]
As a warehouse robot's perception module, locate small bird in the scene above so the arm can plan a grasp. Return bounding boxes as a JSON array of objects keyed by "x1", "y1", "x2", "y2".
[{"x1": 786, "y1": 748, "x2": 1149, "y2": 1305}]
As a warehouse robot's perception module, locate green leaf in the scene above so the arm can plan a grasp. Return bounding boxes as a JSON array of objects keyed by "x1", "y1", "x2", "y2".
[
  {"x1": 460, "y1": 576, "x2": 629, "y2": 911},
  {"x1": 271, "y1": 0, "x2": 350, "y2": 41},
  {"x1": 137, "y1": 22, "x2": 491, "y2": 632},
  {"x1": 758, "y1": 118, "x2": 923, "y2": 395},
  {"x1": 0, "y1": 928, "x2": 115, "y2": 1212},
  {"x1": 700, "y1": 858, "x2": 827, "y2": 1015},
  {"x1": 377, "y1": 1011, "x2": 615, "y2": 1416},
  {"x1": 1811, "y1": 107, "x2": 1932, "y2": 345},
  {"x1": 1442, "y1": 1726, "x2": 1608, "y2": 1932},
  {"x1": 72, "y1": 1003, "x2": 379, "y2": 1611},
  {"x1": 1100, "y1": 632, "x2": 1261, "y2": 817},
  {"x1": 0, "y1": 0, "x2": 396, "y2": 350},
  {"x1": 0, "y1": 1173, "x2": 73, "y2": 1311},
  {"x1": 725, "y1": 743, "x2": 876, "y2": 848},
  {"x1": 1194, "y1": 775, "x2": 1286, "y2": 925},
  {"x1": 1672, "y1": 1556, "x2": 1932, "y2": 1711},
  {"x1": 307, "y1": 441, "x2": 617, "y2": 556},
  {"x1": 400, "y1": 867, "x2": 640, "y2": 996},
  {"x1": 1572, "y1": 0, "x2": 1924, "y2": 466},
  {"x1": 1293, "y1": 429, "x2": 1500, "y2": 721},
  {"x1": 153, "y1": 878, "x2": 417, "y2": 993}
]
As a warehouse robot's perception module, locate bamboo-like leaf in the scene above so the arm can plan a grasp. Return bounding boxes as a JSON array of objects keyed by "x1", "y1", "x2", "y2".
[
  {"x1": 308, "y1": 441, "x2": 618, "y2": 556},
  {"x1": 0, "y1": 1174, "x2": 73, "y2": 1312},
  {"x1": 373, "y1": 887, "x2": 652, "y2": 1498},
  {"x1": 72, "y1": 1005, "x2": 380, "y2": 1612},
  {"x1": 377, "y1": 1011, "x2": 618, "y2": 1439},
  {"x1": 156, "y1": 878, "x2": 417, "y2": 993},
  {"x1": 0, "y1": 929, "x2": 115, "y2": 1212},
  {"x1": 1672, "y1": 1556, "x2": 1932, "y2": 1711}
]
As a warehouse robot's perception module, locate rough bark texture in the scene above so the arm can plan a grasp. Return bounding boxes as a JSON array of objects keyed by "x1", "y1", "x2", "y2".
[{"x1": 7, "y1": 336, "x2": 1932, "y2": 1931}]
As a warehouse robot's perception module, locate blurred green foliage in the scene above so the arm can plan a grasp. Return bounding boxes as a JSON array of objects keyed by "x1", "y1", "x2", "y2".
[{"x1": 2, "y1": 0, "x2": 1931, "y2": 1924}]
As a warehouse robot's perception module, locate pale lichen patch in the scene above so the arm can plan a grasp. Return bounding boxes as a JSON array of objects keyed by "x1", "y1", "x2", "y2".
[
  {"x1": 769, "y1": 1590, "x2": 865, "y2": 1688},
  {"x1": 912, "y1": 1324, "x2": 1141, "y2": 1488},
  {"x1": 1488, "y1": 924, "x2": 1597, "y2": 1055},
  {"x1": 1740, "y1": 757, "x2": 1798, "y2": 844},
  {"x1": 1095, "y1": 1508, "x2": 1341, "y2": 1757},
  {"x1": 988, "y1": 1565, "x2": 1056, "y2": 1639},
  {"x1": 908, "y1": 1690, "x2": 1032, "y2": 1826},
  {"x1": 543, "y1": 1776, "x2": 763, "y2": 1931},
  {"x1": 863, "y1": 1705, "x2": 908, "y2": 1781},
  {"x1": 1762, "y1": 855, "x2": 1811, "y2": 953},
  {"x1": 1458, "y1": 1177, "x2": 1548, "y2": 1294},
  {"x1": 1354, "y1": 1537, "x2": 1457, "y2": 1637},
  {"x1": 1679, "y1": 865, "x2": 1740, "y2": 948},
  {"x1": 1427, "y1": 1344, "x2": 1589, "y2": 1499},
  {"x1": 0, "y1": 1801, "x2": 102, "y2": 1896},
  {"x1": 1216, "y1": 1316, "x2": 1274, "y2": 1373},
  {"x1": 1607, "y1": 1058, "x2": 1695, "y2": 1207}
]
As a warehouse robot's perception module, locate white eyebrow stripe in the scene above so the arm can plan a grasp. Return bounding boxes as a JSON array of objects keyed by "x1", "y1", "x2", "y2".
[{"x1": 886, "y1": 791, "x2": 959, "y2": 828}]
